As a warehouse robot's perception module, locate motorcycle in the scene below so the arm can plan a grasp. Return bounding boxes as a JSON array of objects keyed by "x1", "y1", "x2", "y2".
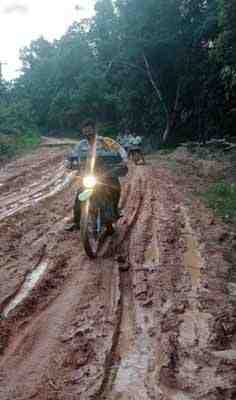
[
  {"x1": 75, "y1": 152, "x2": 127, "y2": 258},
  {"x1": 65, "y1": 154, "x2": 80, "y2": 170}
]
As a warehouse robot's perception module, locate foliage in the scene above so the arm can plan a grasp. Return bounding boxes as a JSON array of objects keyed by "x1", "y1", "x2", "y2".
[
  {"x1": 0, "y1": 0, "x2": 236, "y2": 148},
  {"x1": 0, "y1": 80, "x2": 40, "y2": 161},
  {"x1": 0, "y1": 130, "x2": 40, "y2": 161},
  {"x1": 202, "y1": 181, "x2": 236, "y2": 221}
]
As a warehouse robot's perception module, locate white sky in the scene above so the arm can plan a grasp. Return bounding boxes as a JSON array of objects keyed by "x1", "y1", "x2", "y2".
[{"x1": 0, "y1": 0, "x2": 95, "y2": 80}]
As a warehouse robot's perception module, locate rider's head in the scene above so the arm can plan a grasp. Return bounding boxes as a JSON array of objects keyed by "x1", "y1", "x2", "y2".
[{"x1": 81, "y1": 119, "x2": 96, "y2": 142}]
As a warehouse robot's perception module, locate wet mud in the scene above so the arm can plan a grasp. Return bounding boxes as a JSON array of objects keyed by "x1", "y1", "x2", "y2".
[{"x1": 0, "y1": 145, "x2": 235, "y2": 399}]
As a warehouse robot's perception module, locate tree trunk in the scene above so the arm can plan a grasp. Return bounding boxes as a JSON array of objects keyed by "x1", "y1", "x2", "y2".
[
  {"x1": 162, "y1": 80, "x2": 181, "y2": 142},
  {"x1": 142, "y1": 54, "x2": 171, "y2": 142},
  {"x1": 143, "y1": 54, "x2": 181, "y2": 144}
]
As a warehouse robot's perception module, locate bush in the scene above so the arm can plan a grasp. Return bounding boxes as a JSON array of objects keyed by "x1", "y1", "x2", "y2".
[
  {"x1": 16, "y1": 130, "x2": 40, "y2": 150},
  {"x1": 0, "y1": 130, "x2": 40, "y2": 162},
  {"x1": 202, "y1": 181, "x2": 236, "y2": 222}
]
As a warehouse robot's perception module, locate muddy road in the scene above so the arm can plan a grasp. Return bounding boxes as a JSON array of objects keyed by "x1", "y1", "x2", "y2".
[{"x1": 0, "y1": 144, "x2": 235, "y2": 400}]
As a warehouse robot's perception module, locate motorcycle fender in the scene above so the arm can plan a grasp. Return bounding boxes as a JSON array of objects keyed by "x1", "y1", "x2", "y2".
[{"x1": 79, "y1": 189, "x2": 93, "y2": 202}]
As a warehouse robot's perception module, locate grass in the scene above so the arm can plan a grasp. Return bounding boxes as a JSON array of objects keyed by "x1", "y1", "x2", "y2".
[
  {"x1": 16, "y1": 130, "x2": 41, "y2": 150},
  {"x1": 158, "y1": 143, "x2": 179, "y2": 154},
  {"x1": 202, "y1": 181, "x2": 236, "y2": 222}
]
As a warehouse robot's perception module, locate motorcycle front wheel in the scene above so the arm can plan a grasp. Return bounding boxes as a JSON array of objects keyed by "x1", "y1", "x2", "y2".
[{"x1": 80, "y1": 200, "x2": 102, "y2": 258}]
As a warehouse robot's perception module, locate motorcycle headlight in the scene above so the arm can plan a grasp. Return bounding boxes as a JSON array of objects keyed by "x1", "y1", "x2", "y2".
[{"x1": 83, "y1": 175, "x2": 97, "y2": 188}]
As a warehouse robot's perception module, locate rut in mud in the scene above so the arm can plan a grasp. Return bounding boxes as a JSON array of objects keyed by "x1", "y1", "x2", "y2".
[
  {"x1": 0, "y1": 144, "x2": 235, "y2": 400},
  {"x1": 0, "y1": 147, "x2": 75, "y2": 221}
]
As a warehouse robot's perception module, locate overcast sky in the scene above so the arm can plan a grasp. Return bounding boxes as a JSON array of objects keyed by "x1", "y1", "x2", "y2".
[{"x1": 0, "y1": 0, "x2": 95, "y2": 80}]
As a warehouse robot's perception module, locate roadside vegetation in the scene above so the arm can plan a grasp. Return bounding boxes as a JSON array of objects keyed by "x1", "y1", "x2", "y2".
[
  {"x1": 0, "y1": 131, "x2": 40, "y2": 163},
  {"x1": 202, "y1": 181, "x2": 236, "y2": 222},
  {"x1": 0, "y1": 86, "x2": 40, "y2": 162},
  {"x1": 0, "y1": 1, "x2": 235, "y2": 150},
  {"x1": 154, "y1": 140, "x2": 236, "y2": 224}
]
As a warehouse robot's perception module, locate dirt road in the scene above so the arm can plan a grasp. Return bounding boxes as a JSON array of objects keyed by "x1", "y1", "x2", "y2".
[{"x1": 0, "y1": 143, "x2": 235, "y2": 399}]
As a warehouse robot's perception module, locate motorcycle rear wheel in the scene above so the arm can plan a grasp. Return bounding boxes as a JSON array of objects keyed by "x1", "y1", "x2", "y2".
[{"x1": 131, "y1": 150, "x2": 145, "y2": 165}]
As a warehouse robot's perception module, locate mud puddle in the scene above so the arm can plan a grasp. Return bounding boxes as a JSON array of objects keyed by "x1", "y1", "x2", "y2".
[
  {"x1": 0, "y1": 157, "x2": 235, "y2": 399},
  {"x1": 181, "y1": 207, "x2": 202, "y2": 288},
  {"x1": 160, "y1": 386, "x2": 194, "y2": 400},
  {"x1": 3, "y1": 259, "x2": 48, "y2": 318}
]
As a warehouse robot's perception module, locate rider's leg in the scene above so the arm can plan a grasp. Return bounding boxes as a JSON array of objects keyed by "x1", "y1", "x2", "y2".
[
  {"x1": 73, "y1": 190, "x2": 81, "y2": 229},
  {"x1": 108, "y1": 177, "x2": 121, "y2": 218},
  {"x1": 65, "y1": 189, "x2": 82, "y2": 231}
]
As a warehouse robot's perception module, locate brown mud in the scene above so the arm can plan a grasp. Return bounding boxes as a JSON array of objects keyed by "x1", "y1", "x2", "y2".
[{"x1": 0, "y1": 143, "x2": 235, "y2": 399}]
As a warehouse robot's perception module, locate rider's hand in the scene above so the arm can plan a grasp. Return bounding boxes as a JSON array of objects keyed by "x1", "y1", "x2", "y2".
[{"x1": 75, "y1": 175, "x2": 83, "y2": 185}]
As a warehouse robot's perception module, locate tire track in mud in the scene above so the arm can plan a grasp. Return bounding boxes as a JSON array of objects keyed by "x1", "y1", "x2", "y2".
[
  {"x1": 101, "y1": 165, "x2": 236, "y2": 400},
  {"x1": 0, "y1": 146, "x2": 75, "y2": 223},
  {"x1": 0, "y1": 148, "x2": 66, "y2": 196},
  {"x1": 0, "y1": 168, "x2": 75, "y2": 222},
  {"x1": 0, "y1": 258, "x2": 119, "y2": 399},
  {"x1": 0, "y1": 164, "x2": 149, "y2": 400},
  {"x1": 0, "y1": 238, "x2": 122, "y2": 400},
  {"x1": 0, "y1": 153, "x2": 79, "y2": 311},
  {"x1": 96, "y1": 166, "x2": 159, "y2": 400},
  {"x1": 145, "y1": 168, "x2": 236, "y2": 400},
  {"x1": 0, "y1": 163, "x2": 66, "y2": 204},
  {"x1": 2, "y1": 254, "x2": 48, "y2": 318},
  {"x1": 0, "y1": 154, "x2": 235, "y2": 400}
]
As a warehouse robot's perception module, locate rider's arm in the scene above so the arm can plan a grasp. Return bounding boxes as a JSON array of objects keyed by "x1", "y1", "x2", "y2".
[
  {"x1": 77, "y1": 140, "x2": 89, "y2": 154},
  {"x1": 72, "y1": 140, "x2": 88, "y2": 170}
]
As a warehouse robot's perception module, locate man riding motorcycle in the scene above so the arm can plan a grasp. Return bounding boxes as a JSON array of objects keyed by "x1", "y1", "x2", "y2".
[{"x1": 67, "y1": 119, "x2": 128, "y2": 233}]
